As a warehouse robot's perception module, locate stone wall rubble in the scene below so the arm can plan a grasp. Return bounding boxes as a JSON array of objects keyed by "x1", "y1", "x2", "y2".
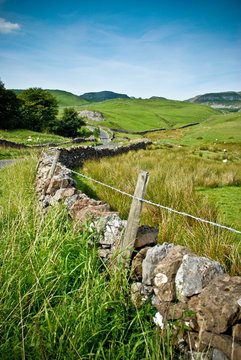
[{"x1": 35, "y1": 145, "x2": 241, "y2": 360}]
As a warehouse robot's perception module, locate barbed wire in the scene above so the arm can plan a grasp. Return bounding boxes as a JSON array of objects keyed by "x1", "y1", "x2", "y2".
[{"x1": 42, "y1": 151, "x2": 241, "y2": 235}]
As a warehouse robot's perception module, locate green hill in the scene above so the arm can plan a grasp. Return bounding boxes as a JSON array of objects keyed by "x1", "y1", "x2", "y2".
[
  {"x1": 179, "y1": 112, "x2": 241, "y2": 145},
  {"x1": 79, "y1": 98, "x2": 220, "y2": 132},
  {"x1": 80, "y1": 90, "x2": 129, "y2": 102},
  {"x1": 46, "y1": 90, "x2": 88, "y2": 107},
  {"x1": 12, "y1": 89, "x2": 88, "y2": 107},
  {"x1": 187, "y1": 91, "x2": 241, "y2": 111}
]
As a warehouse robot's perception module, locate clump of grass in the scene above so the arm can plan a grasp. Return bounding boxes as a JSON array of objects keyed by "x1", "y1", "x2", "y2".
[
  {"x1": 75, "y1": 146, "x2": 240, "y2": 275},
  {"x1": 0, "y1": 159, "x2": 180, "y2": 359}
]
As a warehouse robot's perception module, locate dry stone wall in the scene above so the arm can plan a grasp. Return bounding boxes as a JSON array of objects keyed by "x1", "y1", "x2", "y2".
[
  {"x1": 35, "y1": 145, "x2": 241, "y2": 360},
  {"x1": 58, "y1": 140, "x2": 152, "y2": 167}
]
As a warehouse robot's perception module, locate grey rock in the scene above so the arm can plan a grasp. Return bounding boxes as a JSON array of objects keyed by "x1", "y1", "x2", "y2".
[
  {"x1": 211, "y1": 349, "x2": 229, "y2": 360},
  {"x1": 64, "y1": 194, "x2": 81, "y2": 209},
  {"x1": 151, "y1": 295, "x2": 161, "y2": 307},
  {"x1": 142, "y1": 243, "x2": 174, "y2": 285},
  {"x1": 77, "y1": 110, "x2": 105, "y2": 122},
  {"x1": 131, "y1": 282, "x2": 153, "y2": 306},
  {"x1": 175, "y1": 254, "x2": 225, "y2": 298},
  {"x1": 92, "y1": 214, "x2": 126, "y2": 249}
]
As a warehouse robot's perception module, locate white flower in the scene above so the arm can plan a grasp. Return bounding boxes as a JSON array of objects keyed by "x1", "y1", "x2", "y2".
[
  {"x1": 223, "y1": 159, "x2": 227, "y2": 163},
  {"x1": 153, "y1": 312, "x2": 164, "y2": 329}
]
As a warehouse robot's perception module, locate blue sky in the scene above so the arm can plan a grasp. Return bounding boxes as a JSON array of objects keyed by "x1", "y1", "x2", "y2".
[{"x1": 0, "y1": 0, "x2": 240, "y2": 99}]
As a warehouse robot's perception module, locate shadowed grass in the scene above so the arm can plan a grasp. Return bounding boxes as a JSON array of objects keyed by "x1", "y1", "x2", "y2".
[{"x1": 75, "y1": 146, "x2": 240, "y2": 275}]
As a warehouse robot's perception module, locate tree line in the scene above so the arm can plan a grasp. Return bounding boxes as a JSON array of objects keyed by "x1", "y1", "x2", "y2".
[{"x1": 0, "y1": 81, "x2": 89, "y2": 137}]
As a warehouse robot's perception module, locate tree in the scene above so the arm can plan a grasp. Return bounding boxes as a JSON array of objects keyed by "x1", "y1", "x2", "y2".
[
  {"x1": 57, "y1": 107, "x2": 86, "y2": 137},
  {"x1": 18, "y1": 88, "x2": 58, "y2": 132},
  {"x1": 0, "y1": 80, "x2": 22, "y2": 129}
]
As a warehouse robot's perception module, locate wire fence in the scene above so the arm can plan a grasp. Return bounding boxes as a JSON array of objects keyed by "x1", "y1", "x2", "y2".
[{"x1": 42, "y1": 151, "x2": 241, "y2": 235}]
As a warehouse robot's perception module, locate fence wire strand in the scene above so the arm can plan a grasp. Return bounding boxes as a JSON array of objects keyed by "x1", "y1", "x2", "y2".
[{"x1": 42, "y1": 151, "x2": 241, "y2": 235}]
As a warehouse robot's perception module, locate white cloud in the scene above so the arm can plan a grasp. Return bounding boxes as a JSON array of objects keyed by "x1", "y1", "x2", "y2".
[{"x1": 0, "y1": 18, "x2": 20, "y2": 34}]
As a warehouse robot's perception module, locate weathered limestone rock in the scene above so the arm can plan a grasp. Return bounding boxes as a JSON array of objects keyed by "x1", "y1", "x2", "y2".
[
  {"x1": 175, "y1": 254, "x2": 225, "y2": 299},
  {"x1": 130, "y1": 247, "x2": 151, "y2": 281},
  {"x1": 131, "y1": 282, "x2": 153, "y2": 306},
  {"x1": 199, "y1": 331, "x2": 241, "y2": 360},
  {"x1": 64, "y1": 192, "x2": 88, "y2": 209},
  {"x1": 90, "y1": 214, "x2": 126, "y2": 253},
  {"x1": 77, "y1": 110, "x2": 105, "y2": 122},
  {"x1": 189, "y1": 274, "x2": 241, "y2": 334},
  {"x1": 46, "y1": 174, "x2": 76, "y2": 196},
  {"x1": 211, "y1": 349, "x2": 229, "y2": 360},
  {"x1": 134, "y1": 225, "x2": 158, "y2": 248},
  {"x1": 99, "y1": 214, "x2": 127, "y2": 249},
  {"x1": 69, "y1": 197, "x2": 111, "y2": 224},
  {"x1": 153, "y1": 245, "x2": 191, "y2": 302},
  {"x1": 142, "y1": 243, "x2": 174, "y2": 285},
  {"x1": 53, "y1": 187, "x2": 77, "y2": 202},
  {"x1": 156, "y1": 301, "x2": 189, "y2": 321}
]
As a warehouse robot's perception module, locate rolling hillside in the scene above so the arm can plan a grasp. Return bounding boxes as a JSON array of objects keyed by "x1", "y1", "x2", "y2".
[
  {"x1": 179, "y1": 112, "x2": 241, "y2": 145},
  {"x1": 187, "y1": 91, "x2": 241, "y2": 111},
  {"x1": 78, "y1": 98, "x2": 220, "y2": 132}
]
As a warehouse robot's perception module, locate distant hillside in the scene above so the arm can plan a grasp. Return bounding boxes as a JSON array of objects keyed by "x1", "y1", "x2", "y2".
[
  {"x1": 79, "y1": 97, "x2": 220, "y2": 132},
  {"x1": 187, "y1": 91, "x2": 241, "y2": 111},
  {"x1": 80, "y1": 91, "x2": 129, "y2": 102},
  {"x1": 12, "y1": 89, "x2": 88, "y2": 107}
]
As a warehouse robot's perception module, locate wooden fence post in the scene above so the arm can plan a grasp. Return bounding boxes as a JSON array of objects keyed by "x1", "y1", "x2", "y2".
[
  {"x1": 117, "y1": 170, "x2": 149, "y2": 266},
  {"x1": 48, "y1": 149, "x2": 61, "y2": 179}
]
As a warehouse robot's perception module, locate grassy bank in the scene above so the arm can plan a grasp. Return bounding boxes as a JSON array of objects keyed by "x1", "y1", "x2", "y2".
[
  {"x1": 75, "y1": 98, "x2": 219, "y2": 132},
  {"x1": 0, "y1": 159, "x2": 179, "y2": 359},
  {"x1": 74, "y1": 145, "x2": 241, "y2": 275}
]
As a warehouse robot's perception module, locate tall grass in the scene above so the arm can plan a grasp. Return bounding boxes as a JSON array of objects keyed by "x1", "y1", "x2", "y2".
[
  {"x1": 75, "y1": 146, "x2": 241, "y2": 275},
  {"x1": 0, "y1": 159, "x2": 180, "y2": 359}
]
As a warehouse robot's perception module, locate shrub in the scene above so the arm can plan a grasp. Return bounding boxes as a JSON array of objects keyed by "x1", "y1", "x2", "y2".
[{"x1": 56, "y1": 108, "x2": 85, "y2": 137}]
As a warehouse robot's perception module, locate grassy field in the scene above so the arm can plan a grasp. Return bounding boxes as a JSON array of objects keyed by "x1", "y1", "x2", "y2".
[
  {"x1": 0, "y1": 159, "x2": 180, "y2": 359},
  {"x1": 0, "y1": 98, "x2": 240, "y2": 357},
  {"x1": 74, "y1": 144, "x2": 241, "y2": 276},
  {"x1": 75, "y1": 98, "x2": 219, "y2": 132},
  {"x1": 0, "y1": 129, "x2": 68, "y2": 145},
  {"x1": 178, "y1": 112, "x2": 241, "y2": 145}
]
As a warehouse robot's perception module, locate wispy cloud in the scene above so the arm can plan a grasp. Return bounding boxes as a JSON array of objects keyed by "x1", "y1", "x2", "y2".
[{"x1": 0, "y1": 18, "x2": 20, "y2": 34}]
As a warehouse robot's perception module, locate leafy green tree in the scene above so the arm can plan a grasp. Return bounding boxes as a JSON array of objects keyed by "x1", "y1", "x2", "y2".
[
  {"x1": 93, "y1": 127, "x2": 100, "y2": 138},
  {"x1": 0, "y1": 80, "x2": 22, "y2": 129},
  {"x1": 18, "y1": 88, "x2": 58, "y2": 132},
  {"x1": 57, "y1": 107, "x2": 86, "y2": 137}
]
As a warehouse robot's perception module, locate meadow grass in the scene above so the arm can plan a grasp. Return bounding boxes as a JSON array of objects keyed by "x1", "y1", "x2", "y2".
[
  {"x1": 0, "y1": 159, "x2": 180, "y2": 359},
  {"x1": 72, "y1": 98, "x2": 219, "y2": 132},
  {"x1": 74, "y1": 145, "x2": 240, "y2": 275},
  {"x1": 0, "y1": 129, "x2": 68, "y2": 146},
  {"x1": 178, "y1": 112, "x2": 241, "y2": 145},
  {"x1": 0, "y1": 146, "x2": 42, "y2": 160}
]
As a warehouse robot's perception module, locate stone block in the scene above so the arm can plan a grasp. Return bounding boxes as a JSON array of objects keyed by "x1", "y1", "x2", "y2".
[
  {"x1": 189, "y1": 274, "x2": 241, "y2": 334},
  {"x1": 134, "y1": 225, "x2": 158, "y2": 248},
  {"x1": 153, "y1": 245, "x2": 191, "y2": 302},
  {"x1": 175, "y1": 254, "x2": 225, "y2": 298},
  {"x1": 142, "y1": 243, "x2": 174, "y2": 285}
]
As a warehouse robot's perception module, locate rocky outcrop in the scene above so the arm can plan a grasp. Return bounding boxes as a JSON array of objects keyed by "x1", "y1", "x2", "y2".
[{"x1": 77, "y1": 110, "x2": 105, "y2": 122}]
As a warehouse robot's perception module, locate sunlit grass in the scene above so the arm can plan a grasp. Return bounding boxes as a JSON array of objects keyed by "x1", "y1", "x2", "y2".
[
  {"x1": 0, "y1": 158, "x2": 180, "y2": 359},
  {"x1": 75, "y1": 146, "x2": 241, "y2": 275}
]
